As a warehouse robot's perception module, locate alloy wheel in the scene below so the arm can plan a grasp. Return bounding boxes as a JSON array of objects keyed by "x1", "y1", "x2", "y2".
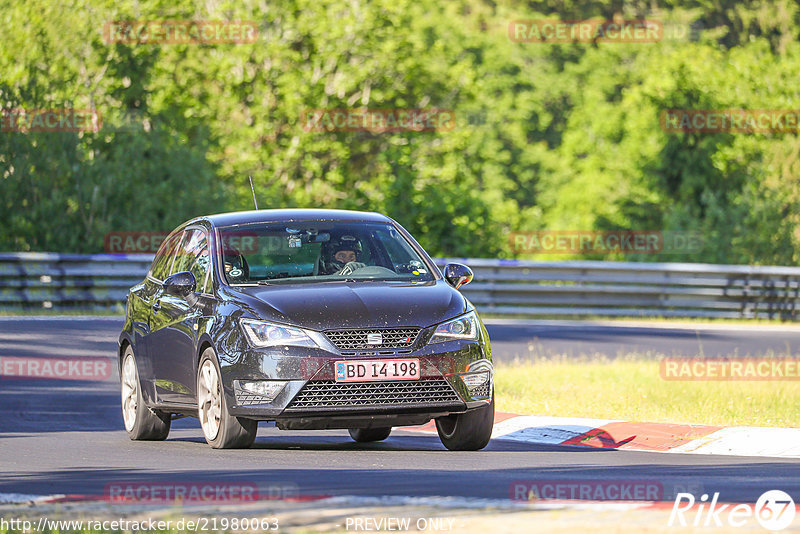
[
  {"x1": 121, "y1": 353, "x2": 138, "y2": 432},
  {"x1": 198, "y1": 359, "x2": 222, "y2": 441}
]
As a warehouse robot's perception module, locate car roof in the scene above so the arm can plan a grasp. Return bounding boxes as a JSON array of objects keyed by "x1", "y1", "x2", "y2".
[{"x1": 197, "y1": 208, "x2": 393, "y2": 228}]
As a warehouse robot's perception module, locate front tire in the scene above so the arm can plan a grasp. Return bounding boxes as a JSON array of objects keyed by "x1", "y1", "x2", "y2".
[
  {"x1": 197, "y1": 348, "x2": 257, "y2": 449},
  {"x1": 435, "y1": 395, "x2": 494, "y2": 451},
  {"x1": 120, "y1": 346, "x2": 171, "y2": 440},
  {"x1": 349, "y1": 427, "x2": 392, "y2": 442}
]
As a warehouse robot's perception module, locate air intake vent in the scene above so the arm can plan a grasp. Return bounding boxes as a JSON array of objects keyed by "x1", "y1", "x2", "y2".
[{"x1": 286, "y1": 379, "x2": 462, "y2": 411}]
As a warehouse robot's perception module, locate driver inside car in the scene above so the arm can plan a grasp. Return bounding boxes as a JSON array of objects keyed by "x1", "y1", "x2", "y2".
[
  {"x1": 223, "y1": 250, "x2": 248, "y2": 281},
  {"x1": 320, "y1": 236, "x2": 367, "y2": 275}
]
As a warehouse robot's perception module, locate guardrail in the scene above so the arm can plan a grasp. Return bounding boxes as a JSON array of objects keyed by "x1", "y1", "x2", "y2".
[
  {"x1": 0, "y1": 253, "x2": 153, "y2": 312},
  {"x1": 1, "y1": 253, "x2": 799, "y2": 319},
  {"x1": 437, "y1": 258, "x2": 800, "y2": 320}
]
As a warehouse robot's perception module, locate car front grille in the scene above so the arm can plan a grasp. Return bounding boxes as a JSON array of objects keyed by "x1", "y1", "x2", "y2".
[
  {"x1": 324, "y1": 328, "x2": 421, "y2": 350},
  {"x1": 285, "y1": 379, "x2": 462, "y2": 411}
]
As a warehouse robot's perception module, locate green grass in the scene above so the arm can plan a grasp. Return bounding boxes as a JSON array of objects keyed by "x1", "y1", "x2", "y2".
[{"x1": 495, "y1": 356, "x2": 800, "y2": 427}]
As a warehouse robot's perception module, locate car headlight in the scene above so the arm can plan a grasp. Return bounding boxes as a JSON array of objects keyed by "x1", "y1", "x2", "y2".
[
  {"x1": 239, "y1": 319, "x2": 318, "y2": 348},
  {"x1": 430, "y1": 311, "x2": 480, "y2": 343}
]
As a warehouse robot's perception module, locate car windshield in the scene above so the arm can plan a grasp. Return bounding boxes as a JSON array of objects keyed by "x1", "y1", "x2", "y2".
[{"x1": 218, "y1": 221, "x2": 435, "y2": 284}]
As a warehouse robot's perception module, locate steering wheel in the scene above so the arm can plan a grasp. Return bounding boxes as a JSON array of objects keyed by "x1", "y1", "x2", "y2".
[{"x1": 336, "y1": 261, "x2": 367, "y2": 276}]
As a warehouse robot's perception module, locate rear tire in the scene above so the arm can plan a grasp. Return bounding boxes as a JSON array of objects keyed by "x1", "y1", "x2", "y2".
[
  {"x1": 120, "y1": 346, "x2": 171, "y2": 441},
  {"x1": 435, "y1": 394, "x2": 494, "y2": 451},
  {"x1": 348, "y1": 427, "x2": 392, "y2": 442},
  {"x1": 197, "y1": 348, "x2": 257, "y2": 449}
]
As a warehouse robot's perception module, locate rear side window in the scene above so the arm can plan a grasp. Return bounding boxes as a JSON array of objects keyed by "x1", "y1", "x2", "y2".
[{"x1": 149, "y1": 232, "x2": 183, "y2": 281}]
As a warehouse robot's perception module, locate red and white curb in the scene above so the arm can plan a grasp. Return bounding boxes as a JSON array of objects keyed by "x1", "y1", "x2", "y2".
[
  {"x1": 0, "y1": 493, "x2": 66, "y2": 504},
  {"x1": 405, "y1": 413, "x2": 800, "y2": 458}
]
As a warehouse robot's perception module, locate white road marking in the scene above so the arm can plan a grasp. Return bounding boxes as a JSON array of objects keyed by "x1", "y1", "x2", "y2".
[
  {"x1": 669, "y1": 427, "x2": 800, "y2": 458},
  {"x1": 491, "y1": 416, "x2": 618, "y2": 444}
]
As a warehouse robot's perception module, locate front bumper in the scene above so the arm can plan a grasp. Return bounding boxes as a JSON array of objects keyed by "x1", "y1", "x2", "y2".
[{"x1": 216, "y1": 333, "x2": 492, "y2": 425}]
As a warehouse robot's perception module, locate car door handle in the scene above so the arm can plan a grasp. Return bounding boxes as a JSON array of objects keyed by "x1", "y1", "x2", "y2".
[{"x1": 152, "y1": 300, "x2": 161, "y2": 313}]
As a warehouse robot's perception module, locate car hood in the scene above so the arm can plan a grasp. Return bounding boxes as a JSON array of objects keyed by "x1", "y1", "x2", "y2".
[{"x1": 234, "y1": 280, "x2": 468, "y2": 330}]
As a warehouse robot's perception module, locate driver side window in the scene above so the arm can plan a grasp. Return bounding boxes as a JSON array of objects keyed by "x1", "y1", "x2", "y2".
[
  {"x1": 149, "y1": 232, "x2": 183, "y2": 281},
  {"x1": 172, "y1": 229, "x2": 211, "y2": 293}
]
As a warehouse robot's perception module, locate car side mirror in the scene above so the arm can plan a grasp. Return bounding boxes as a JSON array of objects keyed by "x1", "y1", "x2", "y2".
[
  {"x1": 163, "y1": 271, "x2": 197, "y2": 303},
  {"x1": 443, "y1": 263, "x2": 473, "y2": 289}
]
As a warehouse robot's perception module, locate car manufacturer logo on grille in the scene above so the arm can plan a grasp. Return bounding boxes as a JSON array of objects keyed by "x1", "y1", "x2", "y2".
[{"x1": 324, "y1": 328, "x2": 420, "y2": 350}]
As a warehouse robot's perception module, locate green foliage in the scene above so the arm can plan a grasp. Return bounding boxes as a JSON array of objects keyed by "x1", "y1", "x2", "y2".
[{"x1": 0, "y1": 0, "x2": 797, "y2": 263}]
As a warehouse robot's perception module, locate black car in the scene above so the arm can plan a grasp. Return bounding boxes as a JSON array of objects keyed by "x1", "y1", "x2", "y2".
[{"x1": 119, "y1": 209, "x2": 494, "y2": 450}]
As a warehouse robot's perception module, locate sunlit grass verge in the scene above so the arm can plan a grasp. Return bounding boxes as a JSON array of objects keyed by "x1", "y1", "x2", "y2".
[
  {"x1": 481, "y1": 313, "x2": 797, "y2": 325},
  {"x1": 494, "y1": 355, "x2": 800, "y2": 428}
]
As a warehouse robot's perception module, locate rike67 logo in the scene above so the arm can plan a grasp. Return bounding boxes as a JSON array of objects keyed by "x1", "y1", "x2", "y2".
[{"x1": 669, "y1": 490, "x2": 796, "y2": 530}]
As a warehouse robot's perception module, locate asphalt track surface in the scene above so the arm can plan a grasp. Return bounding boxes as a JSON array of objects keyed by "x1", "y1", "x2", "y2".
[{"x1": 1, "y1": 316, "x2": 800, "y2": 504}]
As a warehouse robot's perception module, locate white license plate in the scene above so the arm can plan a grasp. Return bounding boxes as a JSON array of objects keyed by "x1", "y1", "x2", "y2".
[{"x1": 335, "y1": 359, "x2": 420, "y2": 382}]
